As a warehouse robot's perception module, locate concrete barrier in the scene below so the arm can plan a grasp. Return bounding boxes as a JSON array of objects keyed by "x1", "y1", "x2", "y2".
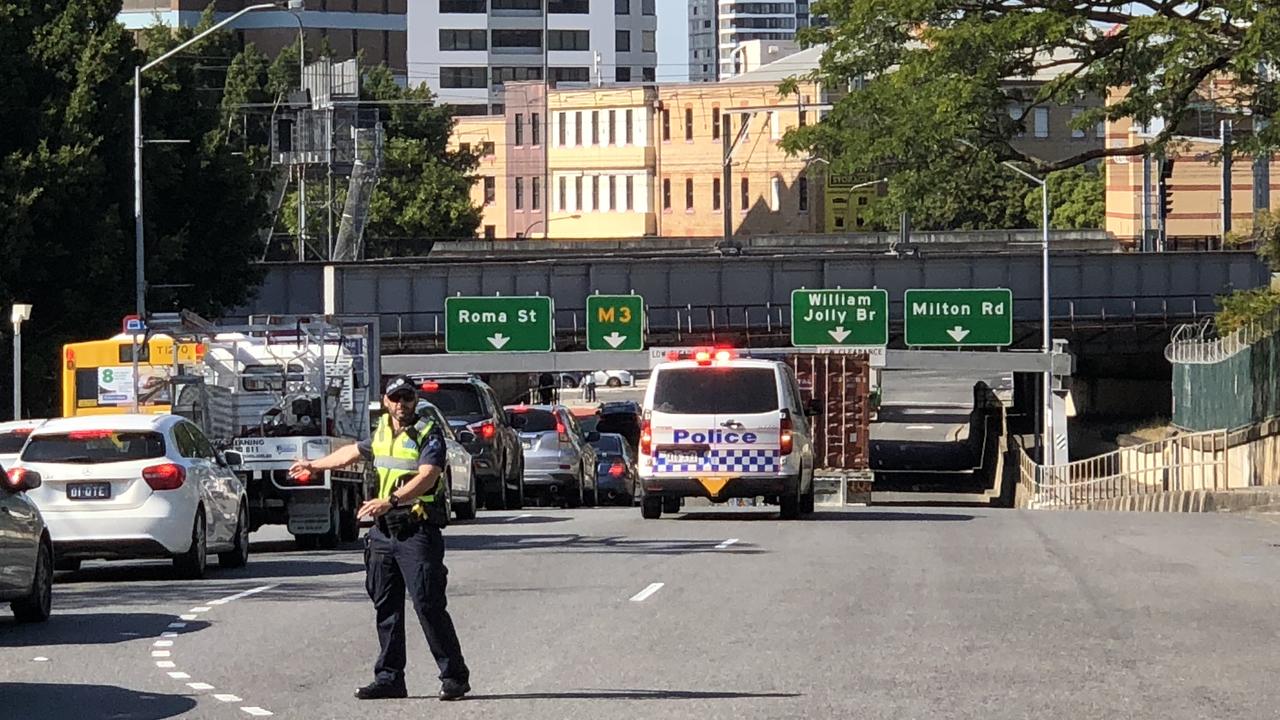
[{"x1": 1069, "y1": 487, "x2": 1280, "y2": 513}]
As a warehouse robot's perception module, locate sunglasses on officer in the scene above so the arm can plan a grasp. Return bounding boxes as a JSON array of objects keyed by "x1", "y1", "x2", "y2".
[{"x1": 387, "y1": 390, "x2": 417, "y2": 403}]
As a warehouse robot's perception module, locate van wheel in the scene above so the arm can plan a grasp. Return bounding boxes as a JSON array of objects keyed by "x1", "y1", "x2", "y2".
[
  {"x1": 641, "y1": 497, "x2": 662, "y2": 519},
  {"x1": 800, "y1": 485, "x2": 815, "y2": 515},
  {"x1": 662, "y1": 496, "x2": 681, "y2": 514}
]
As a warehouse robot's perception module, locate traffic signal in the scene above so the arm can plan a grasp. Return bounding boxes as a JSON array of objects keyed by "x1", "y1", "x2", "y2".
[{"x1": 1160, "y1": 159, "x2": 1176, "y2": 219}]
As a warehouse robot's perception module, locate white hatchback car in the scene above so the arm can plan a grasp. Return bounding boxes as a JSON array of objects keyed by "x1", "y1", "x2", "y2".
[
  {"x1": 15, "y1": 414, "x2": 250, "y2": 578},
  {"x1": 0, "y1": 419, "x2": 47, "y2": 468}
]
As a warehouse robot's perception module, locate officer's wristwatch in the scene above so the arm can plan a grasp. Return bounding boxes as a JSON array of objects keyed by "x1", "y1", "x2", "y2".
[{"x1": 388, "y1": 493, "x2": 401, "y2": 508}]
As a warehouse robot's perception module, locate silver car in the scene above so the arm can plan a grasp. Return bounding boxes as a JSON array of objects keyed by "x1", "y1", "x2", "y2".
[
  {"x1": 506, "y1": 405, "x2": 599, "y2": 507},
  {"x1": 416, "y1": 401, "x2": 478, "y2": 521},
  {"x1": 1, "y1": 464, "x2": 52, "y2": 622}
]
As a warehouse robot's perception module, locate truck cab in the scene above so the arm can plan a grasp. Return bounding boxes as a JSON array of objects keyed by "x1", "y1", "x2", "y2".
[{"x1": 638, "y1": 349, "x2": 816, "y2": 519}]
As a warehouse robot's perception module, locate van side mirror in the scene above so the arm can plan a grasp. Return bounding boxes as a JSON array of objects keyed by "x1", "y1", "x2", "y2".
[
  {"x1": 222, "y1": 450, "x2": 244, "y2": 468},
  {"x1": 805, "y1": 398, "x2": 822, "y2": 417}
]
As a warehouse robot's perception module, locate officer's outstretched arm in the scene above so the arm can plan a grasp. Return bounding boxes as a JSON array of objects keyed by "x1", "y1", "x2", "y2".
[
  {"x1": 389, "y1": 464, "x2": 443, "y2": 503},
  {"x1": 288, "y1": 443, "x2": 362, "y2": 478}
]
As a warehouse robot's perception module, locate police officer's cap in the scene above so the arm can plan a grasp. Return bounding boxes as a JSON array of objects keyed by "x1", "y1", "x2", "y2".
[{"x1": 384, "y1": 375, "x2": 417, "y2": 398}]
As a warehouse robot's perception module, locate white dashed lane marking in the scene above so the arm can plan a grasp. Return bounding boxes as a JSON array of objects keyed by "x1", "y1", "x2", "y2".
[
  {"x1": 240, "y1": 707, "x2": 273, "y2": 716},
  {"x1": 506, "y1": 513, "x2": 533, "y2": 522},
  {"x1": 716, "y1": 538, "x2": 739, "y2": 549},
  {"x1": 153, "y1": 640, "x2": 173, "y2": 647},
  {"x1": 167, "y1": 622, "x2": 187, "y2": 629},
  {"x1": 167, "y1": 671, "x2": 191, "y2": 680},
  {"x1": 189, "y1": 606, "x2": 212, "y2": 613},
  {"x1": 630, "y1": 583, "x2": 665, "y2": 602},
  {"x1": 208, "y1": 585, "x2": 273, "y2": 606},
  {"x1": 156, "y1": 661, "x2": 176, "y2": 669},
  {"x1": 187, "y1": 682, "x2": 215, "y2": 691},
  {"x1": 151, "y1": 651, "x2": 171, "y2": 658},
  {"x1": 214, "y1": 695, "x2": 243, "y2": 703}
]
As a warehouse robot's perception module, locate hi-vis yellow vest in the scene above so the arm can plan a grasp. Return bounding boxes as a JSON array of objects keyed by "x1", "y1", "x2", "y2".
[{"x1": 371, "y1": 414, "x2": 440, "y2": 516}]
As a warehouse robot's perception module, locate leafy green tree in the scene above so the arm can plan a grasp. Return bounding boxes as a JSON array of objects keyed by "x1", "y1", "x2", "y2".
[
  {"x1": 782, "y1": 0, "x2": 1278, "y2": 228},
  {"x1": 1024, "y1": 164, "x2": 1105, "y2": 230}
]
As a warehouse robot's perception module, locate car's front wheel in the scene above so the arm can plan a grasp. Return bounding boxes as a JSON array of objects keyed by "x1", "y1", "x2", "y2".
[
  {"x1": 174, "y1": 511, "x2": 208, "y2": 579},
  {"x1": 11, "y1": 539, "x2": 52, "y2": 623},
  {"x1": 218, "y1": 503, "x2": 250, "y2": 568}
]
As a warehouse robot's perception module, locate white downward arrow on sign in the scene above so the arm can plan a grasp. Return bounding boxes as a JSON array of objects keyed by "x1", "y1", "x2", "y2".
[
  {"x1": 603, "y1": 331, "x2": 627, "y2": 348},
  {"x1": 828, "y1": 326, "x2": 852, "y2": 343},
  {"x1": 487, "y1": 333, "x2": 510, "y2": 349},
  {"x1": 946, "y1": 326, "x2": 970, "y2": 342}
]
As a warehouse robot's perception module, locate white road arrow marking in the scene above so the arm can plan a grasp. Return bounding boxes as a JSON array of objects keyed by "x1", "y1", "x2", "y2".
[
  {"x1": 828, "y1": 326, "x2": 852, "y2": 343},
  {"x1": 486, "y1": 333, "x2": 510, "y2": 350},
  {"x1": 603, "y1": 331, "x2": 627, "y2": 348},
  {"x1": 946, "y1": 326, "x2": 970, "y2": 342}
]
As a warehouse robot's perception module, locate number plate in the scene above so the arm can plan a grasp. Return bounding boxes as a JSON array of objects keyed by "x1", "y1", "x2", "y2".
[
  {"x1": 67, "y1": 482, "x2": 112, "y2": 500},
  {"x1": 660, "y1": 451, "x2": 702, "y2": 465}
]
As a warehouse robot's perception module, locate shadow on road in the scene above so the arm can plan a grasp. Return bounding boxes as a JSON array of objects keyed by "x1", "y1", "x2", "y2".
[
  {"x1": 56, "y1": 557, "x2": 363, "y2": 585},
  {"x1": 451, "y1": 688, "x2": 800, "y2": 701},
  {"x1": 448, "y1": 533, "x2": 764, "y2": 556},
  {"x1": 876, "y1": 406, "x2": 972, "y2": 425},
  {"x1": 454, "y1": 515, "x2": 572, "y2": 526},
  {"x1": 674, "y1": 510, "x2": 977, "y2": 522},
  {"x1": 0, "y1": 683, "x2": 197, "y2": 719},
  {"x1": 0, "y1": 613, "x2": 209, "y2": 647}
]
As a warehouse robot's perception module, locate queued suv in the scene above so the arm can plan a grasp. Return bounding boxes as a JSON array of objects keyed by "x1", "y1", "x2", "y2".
[
  {"x1": 410, "y1": 374, "x2": 525, "y2": 510},
  {"x1": 506, "y1": 405, "x2": 598, "y2": 507},
  {"x1": 638, "y1": 349, "x2": 816, "y2": 519}
]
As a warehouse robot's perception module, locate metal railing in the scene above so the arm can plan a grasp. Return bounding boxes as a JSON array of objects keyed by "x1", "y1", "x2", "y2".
[
  {"x1": 1016, "y1": 430, "x2": 1229, "y2": 509},
  {"x1": 1165, "y1": 304, "x2": 1280, "y2": 365}
]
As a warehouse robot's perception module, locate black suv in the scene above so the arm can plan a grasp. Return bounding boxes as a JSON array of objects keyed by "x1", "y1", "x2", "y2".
[
  {"x1": 596, "y1": 400, "x2": 642, "y2": 452},
  {"x1": 409, "y1": 374, "x2": 525, "y2": 510}
]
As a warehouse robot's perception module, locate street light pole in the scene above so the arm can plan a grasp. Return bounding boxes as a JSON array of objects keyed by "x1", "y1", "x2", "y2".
[
  {"x1": 10, "y1": 304, "x2": 31, "y2": 420},
  {"x1": 133, "y1": 1, "x2": 292, "y2": 320}
]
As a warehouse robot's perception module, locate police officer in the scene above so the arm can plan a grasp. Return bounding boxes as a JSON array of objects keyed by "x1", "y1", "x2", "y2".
[{"x1": 289, "y1": 375, "x2": 471, "y2": 702}]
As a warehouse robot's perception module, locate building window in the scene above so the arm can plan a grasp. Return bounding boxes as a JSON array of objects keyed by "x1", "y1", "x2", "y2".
[
  {"x1": 531, "y1": 112, "x2": 541, "y2": 145},
  {"x1": 642, "y1": 0, "x2": 655, "y2": 14},
  {"x1": 685, "y1": 108, "x2": 694, "y2": 140},
  {"x1": 740, "y1": 177, "x2": 749, "y2": 211},
  {"x1": 615, "y1": 67, "x2": 631, "y2": 82},
  {"x1": 591, "y1": 175, "x2": 600, "y2": 210},
  {"x1": 557, "y1": 112, "x2": 567, "y2": 146},
  {"x1": 492, "y1": 29, "x2": 542, "y2": 49},
  {"x1": 739, "y1": 113, "x2": 749, "y2": 139},
  {"x1": 615, "y1": 0, "x2": 630, "y2": 12},
  {"x1": 1033, "y1": 107, "x2": 1049, "y2": 138},
  {"x1": 574, "y1": 111, "x2": 583, "y2": 145},
  {"x1": 491, "y1": 0, "x2": 541, "y2": 8},
  {"x1": 1070, "y1": 107, "x2": 1085, "y2": 139},
  {"x1": 662, "y1": 178, "x2": 672, "y2": 210},
  {"x1": 642, "y1": 67, "x2": 655, "y2": 82},
  {"x1": 770, "y1": 176, "x2": 780, "y2": 212},
  {"x1": 799, "y1": 109, "x2": 807, "y2": 127},
  {"x1": 492, "y1": 66, "x2": 543, "y2": 86},
  {"x1": 616, "y1": 29, "x2": 631, "y2": 52},
  {"x1": 532, "y1": 177, "x2": 541, "y2": 210},
  {"x1": 515, "y1": 177, "x2": 525, "y2": 210},
  {"x1": 625, "y1": 176, "x2": 634, "y2": 210},
  {"x1": 484, "y1": 225, "x2": 496, "y2": 240},
  {"x1": 574, "y1": 176, "x2": 583, "y2": 212},
  {"x1": 625, "y1": 109, "x2": 634, "y2": 144},
  {"x1": 441, "y1": 67, "x2": 487, "y2": 88},
  {"x1": 550, "y1": 67, "x2": 590, "y2": 84},
  {"x1": 685, "y1": 178, "x2": 694, "y2": 210},
  {"x1": 591, "y1": 110, "x2": 600, "y2": 145},
  {"x1": 440, "y1": 0, "x2": 485, "y2": 12},
  {"x1": 798, "y1": 177, "x2": 809, "y2": 212},
  {"x1": 769, "y1": 111, "x2": 779, "y2": 139},
  {"x1": 1096, "y1": 118, "x2": 1106, "y2": 139},
  {"x1": 608, "y1": 110, "x2": 617, "y2": 144},
  {"x1": 712, "y1": 107, "x2": 721, "y2": 139},
  {"x1": 558, "y1": 176, "x2": 567, "y2": 210},
  {"x1": 662, "y1": 109, "x2": 670, "y2": 141},
  {"x1": 515, "y1": 113, "x2": 524, "y2": 145},
  {"x1": 642, "y1": 30, "x2": 656, "y2": 52},
  {"x1": 548, "y1": 0, "x2": 589, "y2": 12},
  {"x1": 484, "y1": 176, "x2": 496, "y2": 204},
  {"x1": 439, "y1": 28, "x2": 487, "y2": 50},
  {"x1": 713, "y1": 178, "x2": 721, "y2": 210},
  {"x1": 548, "y1": 29, "x2": 590, "y2": 51},
  {"x1": 459, "y1": 142, "x2": 471, "y2": 154},
  {"x1": 481, "y1": 141, "x2": 495, "y2": 156},
  {"x1": 609, "y1": 175, "x2": 618, "y2": 210}
]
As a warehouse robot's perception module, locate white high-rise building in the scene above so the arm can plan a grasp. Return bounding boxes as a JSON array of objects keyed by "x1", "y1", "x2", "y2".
[
  {"x1": 409, "y1": 0, "x2": 657, "y2": 115},
  {"x1": 688, "y1": 0, "x2": 811, "y2": 82}
]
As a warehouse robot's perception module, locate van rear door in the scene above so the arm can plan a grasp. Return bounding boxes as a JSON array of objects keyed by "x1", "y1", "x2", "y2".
[{"x1": 649, "y1": 366, "x2": 781, "y2": 475}]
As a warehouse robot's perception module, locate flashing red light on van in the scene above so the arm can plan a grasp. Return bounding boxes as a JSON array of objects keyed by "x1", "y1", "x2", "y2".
[{"x1": 420, "y1": 381, "x2": 439, "y2": 392}]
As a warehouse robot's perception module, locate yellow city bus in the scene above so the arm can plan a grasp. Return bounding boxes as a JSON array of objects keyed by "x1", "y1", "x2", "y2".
[{"x1": 61, "y1": 335, "x2": 205, "y2": 417}]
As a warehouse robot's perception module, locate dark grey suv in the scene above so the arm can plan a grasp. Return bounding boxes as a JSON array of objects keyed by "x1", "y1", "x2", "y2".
[{"x1": 410, "y1": 374, "x2": 525, "y2": 510}]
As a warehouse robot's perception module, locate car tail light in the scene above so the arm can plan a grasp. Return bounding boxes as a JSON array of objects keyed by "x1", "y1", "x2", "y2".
[
  {"x1": 8, "y1": 427, "x2": 33, "y2": 436},
  {"x1": 143, "y1": 463, "x2": 186, "y2": 491},
  {"x1": 780, "y1": 411, "x2": 794, "y2": 455},
  {"x1": 420, "y1": 381, "x2": 439, "y2": 392},
  {"x1": 694, "y1": 350, "x2": 712, "y2": 365},
  {"x1": 556, "y1": 420, "x2": 570, "y2": 443},
  {"x1": 608, "y1": 462, "x2": 625, "y2": 478},
  {"x1": 476, "y1": 421, "x2": 496, "y2": 440},
  {"x1": 640, "y1": 420, "x2": 652, "y2": 455},
  {"x1": 68, "y1": 430, "x2": 115, "y2": 440}
]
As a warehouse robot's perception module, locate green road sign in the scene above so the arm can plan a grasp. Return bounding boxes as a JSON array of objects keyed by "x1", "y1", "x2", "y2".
[
  {"x1": 904, "y1": 289, "x2": 1013, "y2": 347},
  {"x1": 790, "y1": 289, "x2": 889, "y2": 347},
  {"x1": 445, "y1": 296, "x2": 554, "y2": 353},
  {"x1": 586, "y1": 295, "x2": 645, "y2": 351}
]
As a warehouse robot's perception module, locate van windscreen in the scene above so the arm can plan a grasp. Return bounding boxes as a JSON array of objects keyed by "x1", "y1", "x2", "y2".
[{"x1": 652, "y1": 368, "x2": 778, "y2": 414}]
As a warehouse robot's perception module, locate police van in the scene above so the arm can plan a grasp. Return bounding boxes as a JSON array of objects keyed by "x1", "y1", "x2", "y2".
[{"x1": 638, "y1": 349, "x2": 816, "y2": 519}]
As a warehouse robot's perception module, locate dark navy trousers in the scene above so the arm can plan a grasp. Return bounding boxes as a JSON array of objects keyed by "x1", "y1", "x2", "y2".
[{"x1": 364, "y1": 523, "x2": 469, "y2": 686}]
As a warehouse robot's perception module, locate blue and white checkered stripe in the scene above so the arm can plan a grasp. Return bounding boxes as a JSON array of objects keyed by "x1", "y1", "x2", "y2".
[{"x1": 654, "y1": 449, "x2": 781, "y2": 474}]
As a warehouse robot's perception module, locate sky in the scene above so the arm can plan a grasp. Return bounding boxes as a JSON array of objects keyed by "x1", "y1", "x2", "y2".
[{"x1": 655, "y1": 0, "x2": 690, "y2": 82}]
